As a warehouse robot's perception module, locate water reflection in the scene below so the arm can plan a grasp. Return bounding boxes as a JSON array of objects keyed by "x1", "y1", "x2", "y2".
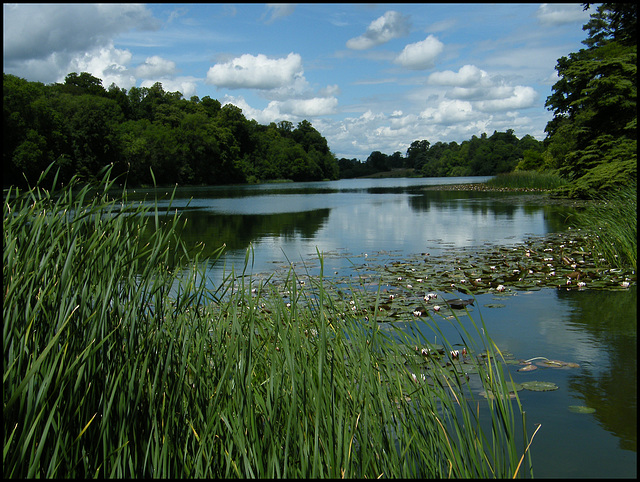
[
  {"x1": 558, "y1": 287, "x2": 637, "y2": 453},
  {"x1": 176, "y1": 208, "x2": 330, "y2": 257},
  {"x1": 403, "y1": 287, "x2": 637, "y2": 478},
  {"x1": 142, "y1": 178, "x2": 577, "y2": 284},
  {"x1": 129, "y1": 177, "x2": 635, "y2": 477}
]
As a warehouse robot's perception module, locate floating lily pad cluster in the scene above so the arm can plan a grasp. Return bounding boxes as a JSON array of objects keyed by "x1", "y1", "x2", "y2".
[
  {"x1": 235, "y1": 228, "x2": 621, "y2": 412},
  {"x1": 350, "y1": 229, "x2": 635, "y2": 297},
  {"x1": 252, "y1": 228, "x2": 634, "y2": 327}
]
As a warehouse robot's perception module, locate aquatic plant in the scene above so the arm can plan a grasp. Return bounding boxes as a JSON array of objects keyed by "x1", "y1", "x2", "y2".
[
  {"x1": 3, "y1": 166, "x2": 535, "y2": 478},
  {"x1": 485, "y1": 170, "x2": 568, "y2": 190},
  {"x1": 570, "y1": 183, "x2": 637, "y2": 270}
]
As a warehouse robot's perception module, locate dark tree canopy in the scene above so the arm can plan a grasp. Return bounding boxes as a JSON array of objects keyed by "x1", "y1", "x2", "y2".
[
  {"x1": 3, "y1": 72, "x2": 340, "y2": 187},
  {"x1": 544, "y1": 3, "x2": 637, "y2": 197}
]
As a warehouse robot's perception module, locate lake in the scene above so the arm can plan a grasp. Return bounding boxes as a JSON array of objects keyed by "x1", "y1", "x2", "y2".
[{"x1": 133, "y1": 176, "x2": 636, "y2": 478}]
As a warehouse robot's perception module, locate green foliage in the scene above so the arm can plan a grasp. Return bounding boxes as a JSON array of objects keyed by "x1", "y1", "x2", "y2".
[
  {"x1": 340, "y1": 129, "x2": 544, "y2": 179},
  {"x1": 3, "y1": 168, "x2": 532, "y2": 477},
  {"x1": 570, "y1": 183, "x2": 637, "y2": 269},
  {"x1": 544, "y1": 4, "x2": 637, "y2": 198},
  {"x1": 3, "y1": 73, "x2": 339, "y2": 188}
]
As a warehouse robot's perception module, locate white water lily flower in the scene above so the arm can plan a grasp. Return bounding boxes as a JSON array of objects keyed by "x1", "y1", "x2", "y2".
[{"x1": 496, "y1": 284, "x2": 506, "y2": 292}]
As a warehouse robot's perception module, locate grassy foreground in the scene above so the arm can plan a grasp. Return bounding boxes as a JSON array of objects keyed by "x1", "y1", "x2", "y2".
[{"x1": 4, "y1": 168, "x2": 534, "y2": 478}]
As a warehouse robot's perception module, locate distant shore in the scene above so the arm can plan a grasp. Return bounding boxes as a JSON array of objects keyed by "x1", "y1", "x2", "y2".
[{"x1": 422, "y1": 183, "x2": 549, "y2": 192}]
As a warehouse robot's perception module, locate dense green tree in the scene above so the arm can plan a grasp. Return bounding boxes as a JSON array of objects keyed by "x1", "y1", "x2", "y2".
[
  {"x1": 3, "y1": 73, "x2": 340, "y2": 187},
  {"x1": 366, "y1": 151, "x2": 389, "y2": 171},
  {"x1": 544, "y1": 3, "x2": 637, "y2": 197},
  {"x1": 405, "y1": 140, "x2": 430, "y2": 169},
  {"x1": 61, "y1": 72, "x2": 107, "y2": 97}
]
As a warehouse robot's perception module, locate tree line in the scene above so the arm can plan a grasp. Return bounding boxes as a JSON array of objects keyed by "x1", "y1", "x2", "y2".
[
  {"x1": 337, "y1": 131, "x2": 544, "y2": 179},
  {"x1": 3, "y1": 73, "x2": 340, "y2": 188},
  {"x1": 1, "y1": 70, "x2": 545, "y2": 188},
  {"x1": 3, "y1": 69, "x2": 543, "y2": 188},
  {"x1": 542, "y1": 2, "x2": 636, "y2": 197}
]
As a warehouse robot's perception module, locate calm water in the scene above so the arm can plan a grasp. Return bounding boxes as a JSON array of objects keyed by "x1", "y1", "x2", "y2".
[{"x1": 135, "y1": 177, "x2": 636, "y2": 478}]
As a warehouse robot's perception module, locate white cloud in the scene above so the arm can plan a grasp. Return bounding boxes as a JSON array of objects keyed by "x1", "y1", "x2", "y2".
[
  {"x1": 220, "y1": 94, "x2": 338, "y2": 125},
  {"x1": 206, "y1": 53, "x2": 303, "y2": 90},
  {"x1": 420, "y1": 99, "x2": 475, "y2": 124},
  {"x1": 395, "y1": 35, "x2": 444, "y2": 70},
  {"x1": 428, "y1": 64, "x2": 489, "y2": 87},
  {"x1": 426, "y1": 65, "x2": 538, "y2": 111},
  {"x1": 3, "y1": 4, "x2": 157, "y2": 63},
  {"x1": 475, "y1": 85, "x2": 537, "y2": 112},
  {"x1": 140, "y1": 77, "x2": 199, "y2": 98},
  {"x1": 67, "y1": 45, "x2": 136, "y2": 89},
  {"x1": 3, "y1": 3, "x2": 157, "y2": 87},
  {"x1": 346, "y1": 11, "x2": 410, "y2": 50},
  {"x1": 536, "y1": 4, "x2": 590, "y2": 26},
  {"x1": 135, "y1": 56, "x2": 177, "y2": 78},
  {"x1": 279, "y1": 97, "x2": 339, "y2": 116},
  {"x1": 221, "y1": 96, "x2": 284, "y2": 124}
]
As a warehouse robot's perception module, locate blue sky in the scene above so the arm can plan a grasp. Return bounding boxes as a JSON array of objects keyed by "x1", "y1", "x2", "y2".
[{"x1": 3, "y1": 3, "x2": 592, "y2": 160}]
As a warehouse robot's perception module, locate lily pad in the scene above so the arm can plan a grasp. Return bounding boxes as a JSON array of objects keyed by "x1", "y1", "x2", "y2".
[
  {"x1": 521, "y1": 381, "x2": 558, "y2": 392},
  {"x1": 535, "y1": 359, "x2": 579, "y2": 369},
  {"x1": 483, "y1": 303, "x2": 506, "y2": 308},
  {"x1": 517, "y1": 364, "x2": 538, "y2": 372},
  {"x1": 479, "y1": 381, "x2": 523, "y2": 399},
  {"x1": 568, "y1": 405, "x2": 596, "y2": 414}
]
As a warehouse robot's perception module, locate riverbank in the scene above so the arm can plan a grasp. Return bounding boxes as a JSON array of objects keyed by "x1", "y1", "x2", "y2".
[{"x1": 423, "y1": 182, "x2": 549, "y2": 192}]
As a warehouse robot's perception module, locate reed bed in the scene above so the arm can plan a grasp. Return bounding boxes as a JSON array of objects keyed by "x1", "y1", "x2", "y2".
[
  {"x1": 486, "y1": 170, "x2": 568, "y2": 190},
  {"x1": 571, "y1": 183, "x2": 637, "y2": 270},
  {"x1": 4, "y1": 166, "x2": 533, "y2": 478}
]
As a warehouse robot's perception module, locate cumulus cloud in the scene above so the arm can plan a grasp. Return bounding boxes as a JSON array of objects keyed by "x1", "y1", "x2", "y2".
[
  {"x1": 3, "y1": 3, "x2": 158, "y2": 87},
  {"x1": 395, "y1": 35, "x2": 444, "y2": 70},
  {"x1": 346, "y1": 11, "x2": 410, "y2": 50},
  {"x1": 536, "y1": 3, "x2": 590, "y2": 26},
  {"x1": 3, "y1": 3, "x2": 157, "y2": 63},
  {"x1": 67, "y1": 44, "x2": 136, "y2": 89},
  {"x1": 220, "y1": 94, "x2": 338, "y2": 124},
  {"x1": 140, "y1": 78, "x2": 199, "y2": 98},
  {"x1": 135, "y1": 56, "x2": 177, "y2": 78},
  {"x1": 428, "y1": 64, "x2": 489, "y2": 87},
  {"x1": 426, "y1": 65, "x2": 538, "y2": 111},
  {"x1": 206, "y1": 53, "x2": 303, "y2": 90},
  {"x1": 475, "y1": 85, "x2": 537, "y2": 112},
  {"x1": 420, "y1": 99, "x2": 475, "y2": 124},
  {"x1": 279, "y1": 97, "x2": 338, "y2": 116}
]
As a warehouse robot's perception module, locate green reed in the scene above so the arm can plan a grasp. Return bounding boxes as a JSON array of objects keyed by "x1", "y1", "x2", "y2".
[
  {"x1": 486, "y1": 170, "x2": 568, "y2": 190},
  {"x1": 4, "y1": 166, "x2": 533, "y2": 478},
  {"x1": 570, "y1": 183, "x2": 637, "y2": 270}
]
